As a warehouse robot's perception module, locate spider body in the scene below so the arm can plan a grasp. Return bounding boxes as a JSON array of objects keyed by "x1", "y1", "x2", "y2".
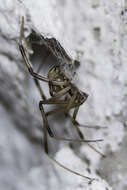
[
  {"x1": 48, "y1": 65, "x2": 88, "y2": 104},
  {"x1": 19, "y1": 16, "x2": 105, "y2": 181}
]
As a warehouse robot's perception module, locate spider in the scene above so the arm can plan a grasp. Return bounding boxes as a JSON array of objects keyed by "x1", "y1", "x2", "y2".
[{"x1": 18, "y1": 16, "x2": 106, "y2": 181}]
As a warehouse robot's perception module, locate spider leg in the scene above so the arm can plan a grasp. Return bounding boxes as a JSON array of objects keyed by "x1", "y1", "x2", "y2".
[
  {"x1": 43, "y1": 123, "x2": 95, "y2": 181},
  {"x1": 43, "y1": 86, "x2": 71, "y2": 101},
  {"x1": 19, "y1": 17, "x2": 49, "y2": 83},
  {"x1": 70, "y1": 105, "x2": 105, "y2": 155},
  {"x1": 45, "y1": 90, "x2": 81, "y2": 116},
  {"x1": 66, "y1": 91, "x2": 77, "y2": 112},
  {"x1": 19, "y1": 17, "x2": 69, "y2": 86},
  {"x1": 69, "y1": 108, "x2": 106, "y2": 157},
  {"x1": 39, "y1": 99, "x2": 103, "y2": 143},
  {"x1": 73, "y1": 106, "x2": 84, "y2": 139},
  {"x1": 45, "y1": 104, "x2": 105, "y2": 157},
  {"x1": 34, "y1": 78, "x2": 46, "y2": 100},
  {"x1": 70, "y1": 113, "x2": 107, "y2": 129},
  {"x1": 46, "y1": 102, "x2": 83, "y2": 115},
  {"x1": 40, "y1": 85, "x2": 72, "y2": 137}
]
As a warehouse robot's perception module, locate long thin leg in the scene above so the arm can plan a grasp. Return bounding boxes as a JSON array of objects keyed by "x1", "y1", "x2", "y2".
[
  {"x1": 34, "y1": 78, "x2": 46, "y2": 100},
  {"x1": 42, "y1": 86, "x2": 71, "y2": 102},
  {"x1": 36, "y1": 72, "x2": 77, "y2": 138},
  {"x1": 46, "y1": 106, "x2": 77, "y2": 116},
  {"x1": 43, "y1": 122, "x2": 95, "y2": 181},
  {"x1": 70, "y1": 108, "x2": 106, "y2": 157},
  {"x1": 19, "y1": 17, "x2": 69, "y2": 86},
  {"x1": 19, "y1": 38, "x2": 49, "y2": 83},
  {"x1": 39, "y1": 100, "x2": 103, "y2": 143},
  {"x1": 46, "y1": 107, "x2": 106, "y2": 129},
  {"x1": 45, "y1": 105, "x2": 105, "y2": 157},
  {"x1": 66, "y1": 91, "x2": 77, "y2": 112},
  {"x1": 72, "y1": 106, "x2": 84, "y2": 139}
]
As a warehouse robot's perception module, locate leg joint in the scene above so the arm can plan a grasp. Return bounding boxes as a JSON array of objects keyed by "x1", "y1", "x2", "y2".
[{"x1": 28, "y1": 67, "x2": 34, "y2": 75}]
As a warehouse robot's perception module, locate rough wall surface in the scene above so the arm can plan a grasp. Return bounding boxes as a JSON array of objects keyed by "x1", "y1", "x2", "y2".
[{"x1": 0, "y1": 0, "x2": 126, "y2": 189}]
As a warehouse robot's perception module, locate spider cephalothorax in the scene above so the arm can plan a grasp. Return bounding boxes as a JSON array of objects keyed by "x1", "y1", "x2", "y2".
[{"x1": 48, "y1": 65, "x2": 88, "y2": 102}]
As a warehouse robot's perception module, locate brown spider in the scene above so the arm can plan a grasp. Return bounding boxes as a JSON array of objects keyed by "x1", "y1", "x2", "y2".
[{"x1": 18, "y1": 16, "x2": 105, "y2": 181}]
